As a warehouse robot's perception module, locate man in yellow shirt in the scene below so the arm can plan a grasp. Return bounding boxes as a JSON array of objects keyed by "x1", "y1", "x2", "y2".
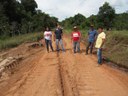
[{"x1": 95, "y1": 27, "x2": 106, "y2": 65}]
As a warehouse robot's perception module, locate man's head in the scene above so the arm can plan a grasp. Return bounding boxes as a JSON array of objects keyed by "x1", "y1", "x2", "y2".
[
  {"x1": 57, "y1": 23, "x2": 61, "y2": 29},
  {"x1": 98, "y1": 27, "x2": 104, "y2": 33},
  {"x1": 73, "y1": 26, "x2": 78, "y2": 31},
  {"x1": 90, "y1": 25, "x2": 94, "y2": 30},
  {"x1": 46, "y1": 27, "x2": 50, "y2": 31}
]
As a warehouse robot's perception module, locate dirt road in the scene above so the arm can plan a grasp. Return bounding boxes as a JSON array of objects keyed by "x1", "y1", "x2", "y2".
[{"x1": 0, "y1": 36, "x2": 128, "y2": 96}]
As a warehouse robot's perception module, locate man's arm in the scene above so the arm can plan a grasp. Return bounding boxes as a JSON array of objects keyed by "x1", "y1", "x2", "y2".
[
  {"x1": 51, "y1": 32, "x2": 53, "y2": 41},
  {"x1": 61, "y1": 29, "x2": 63, "y2": 39},
  {"x1": 71, "y1": 32, "x2": 73, "y2": 42},
  {"x1": 54, "y1": 31, "x2": 56, "y2": 41},
  {"x1": 87, "y1": 31, "x2": 90, "y2": 39},
  {"x1": 44, "y1": 32, "x2": 45, "y2": 40},
  {"x1": 94, "y1": 31, "x2": 98, "y2": 41},
  {"x1": 79, "y1": 32, "x2": 82, "y2": 42},
  {"x1": 100, "y1": 38, "x2": 105, "y2": 49}
]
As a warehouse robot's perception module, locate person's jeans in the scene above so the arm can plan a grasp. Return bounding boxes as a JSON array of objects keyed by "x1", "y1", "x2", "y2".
[
  {"x1": 86, "y1": 42, "x2": 94, "y2": 54},
  {"x1": 56, "y1": 39, "x2": 65, "y2": 51},
  {"x1": 73, "y1": 41, "x2": 80, "y2": 53},
  {"x1": 45, "y1": 39, "x2": 54, "y2": 52},
  {"x1": 97, "y1": 48, "x2": 102, "y2": 64}
]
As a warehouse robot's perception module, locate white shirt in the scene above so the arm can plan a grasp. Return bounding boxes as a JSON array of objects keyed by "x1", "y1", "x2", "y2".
[{"x1": 44, "y1": 31, "x2": 52, "y2": 40}]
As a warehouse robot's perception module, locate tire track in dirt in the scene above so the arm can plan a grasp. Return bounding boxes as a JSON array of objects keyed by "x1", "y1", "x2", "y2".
[
  {"x1": 58, "y1": 37, "x2": 128, "y2": 96},
  {"x1": 0, "y1": 36, "x2": 128, "y2": 96},
  {"x1": 5, "y1": 52, "x2": 64, "y2": 96}
]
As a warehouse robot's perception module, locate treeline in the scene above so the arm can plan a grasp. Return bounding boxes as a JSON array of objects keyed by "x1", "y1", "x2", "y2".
[
  {"x1": 0, "y1": 0, "x2": 58, "y2": 38},
  {"x1": 61, "y1": 2, "x2": 128, "y2": 30}
]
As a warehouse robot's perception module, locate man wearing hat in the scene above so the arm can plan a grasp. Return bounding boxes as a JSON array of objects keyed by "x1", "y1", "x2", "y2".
[
  {"x1": 86, "y1": 25, "x2": 97, "y2": 55},
  {"x1": 71, "y1": 26, "x2": 81, "y2": 53}
]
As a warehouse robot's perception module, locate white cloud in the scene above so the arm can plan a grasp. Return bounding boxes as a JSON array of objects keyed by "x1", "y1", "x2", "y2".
[{"x1": 35, "y1": 0, "x2": 128, "y2": 21}]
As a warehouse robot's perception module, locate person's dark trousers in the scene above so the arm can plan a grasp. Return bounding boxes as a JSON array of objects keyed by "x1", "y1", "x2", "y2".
[
  {"x1": 97, "y1": 48, "x2": 102, "y2": 64},
  {"x1": 86, "y1": 42, "x2": 94, "y2": 54},
  {"x1": 56, "y1": 39, "x2": 65, "y2": 52},
  {"x1": 45, "y1": 39, "x2": 54, "y2": 52},
  {"x1": 73, "y1": 41, "x2": 80, "y2": 53}
]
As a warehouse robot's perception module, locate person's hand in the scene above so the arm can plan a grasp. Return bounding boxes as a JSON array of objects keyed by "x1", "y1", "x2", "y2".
[
  {"x1": 78, "y1": 39, "x2": 81, "y2": 43},
  {"x1": 99, "y1": 47, "x2": 102, "y2": 50}
]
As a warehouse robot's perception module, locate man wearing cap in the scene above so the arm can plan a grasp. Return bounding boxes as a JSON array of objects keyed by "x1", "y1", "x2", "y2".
[
  {"x1": 86, "y1": 25, "x2": 97, "y2": 55},
  {"x1": 71, "y1": 26, "x2": 81, "y2": 53}
]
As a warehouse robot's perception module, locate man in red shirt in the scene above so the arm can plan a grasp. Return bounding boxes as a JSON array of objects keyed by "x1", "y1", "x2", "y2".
[{"x1": 71, "y1": 26, "x2": 81, "y2": 53}]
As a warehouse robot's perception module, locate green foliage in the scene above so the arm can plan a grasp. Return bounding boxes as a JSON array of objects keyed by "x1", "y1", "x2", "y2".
[
  {"x1": 0, "y1": 32, "x2": 43, "y2": 50},
  {"x1": 21, "y1": 0, "x2": 38, "y2": 15},
  {"x1": 104, "y1": 31, "x2": 128, "y2": 67},
  {"x1": 61, "y1": 13, "x2": 87, "y2": 29},
  {"x1": 114, "y1": 13, "x2": 128, "y2": 30},
  {"x1": 97, "y1": 2, "x2": 115, "y2": 30},
  {"x1": 0, "y1": 0, "x2": 58, "y2": 38}
]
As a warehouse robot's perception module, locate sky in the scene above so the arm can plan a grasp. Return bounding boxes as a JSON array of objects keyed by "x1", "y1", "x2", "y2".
[{"x1": 35, "y1": 0, "x2": 128, "y2": 21}]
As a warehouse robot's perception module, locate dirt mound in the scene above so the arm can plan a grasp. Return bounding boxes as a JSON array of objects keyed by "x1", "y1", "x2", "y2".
[{"x1": 0, "y1": 41, "x2": 44, "y2": 79}]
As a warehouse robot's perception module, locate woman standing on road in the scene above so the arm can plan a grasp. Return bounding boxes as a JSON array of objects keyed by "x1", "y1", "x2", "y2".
[{"x1": 44, "y1": 27, "x2": 54, "y2": 53}]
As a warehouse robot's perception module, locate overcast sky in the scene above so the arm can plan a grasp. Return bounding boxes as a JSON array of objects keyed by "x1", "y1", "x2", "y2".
[{"x1": 35, "y1": 0, "x2": 128, "y2": 21}]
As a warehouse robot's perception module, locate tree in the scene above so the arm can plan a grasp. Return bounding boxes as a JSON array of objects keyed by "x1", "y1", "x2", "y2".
[
  {"x1": 73, "y1": 13, "x2": 86, "y2": 26},
  {"x1": 0, "y1": 0, "x2": 58, "y2": 38},
  {"x1": 0, "y1": 2, "x2": 10, "y2": 37},
  {"x1": 61, "y1": 13, "x2": 86, "y2": 29},
  {"x1": 21, "y1": 0, "x2": 38, "y2": 15},
  {"x1": 97, "y1": 2, "x2": 115, "y2": 30},
  {"x1": 114, "y1": 13, "x2": 128, "y2": 30}
]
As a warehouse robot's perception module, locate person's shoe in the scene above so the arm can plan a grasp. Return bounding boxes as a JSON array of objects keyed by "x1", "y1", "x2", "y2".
[
  {"x1": 77, "y1": 51, "x2": 80, "y2": 53},
  {"x1": 63, "y1": 50, "x2": 66, "y2": 52},
  {"x1": 90, "y1": 52, "x2": 93, "y2": 54},
  {"x1": 96, "y1": 64, "x2": 100, "y2": 67},
  {"x1": 56, "y1": 49, "x2": 59, "y2": 52}
]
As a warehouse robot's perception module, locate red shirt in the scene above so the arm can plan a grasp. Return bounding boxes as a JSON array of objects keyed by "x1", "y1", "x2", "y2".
[{"x1": 72, "y1": 31, "x2": 81, "y2": 41}]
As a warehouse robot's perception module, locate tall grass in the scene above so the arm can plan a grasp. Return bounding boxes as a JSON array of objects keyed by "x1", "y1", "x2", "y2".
[
  {"x1": 0, "y1": 32, "x2": 43, "y2": 50},
  {"x1": 104, "y1": 30, "x2": 128, "y2": 68}
]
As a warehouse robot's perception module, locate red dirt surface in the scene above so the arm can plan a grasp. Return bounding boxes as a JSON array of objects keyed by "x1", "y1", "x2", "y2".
[{"x1": 0, "y1": 36, "x2": 128, "y2": 96}]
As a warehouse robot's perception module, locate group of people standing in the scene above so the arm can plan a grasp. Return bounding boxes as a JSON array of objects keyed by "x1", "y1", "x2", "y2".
[{"x1": 43, "y1": 25, "x2": 106, "y2": 66}]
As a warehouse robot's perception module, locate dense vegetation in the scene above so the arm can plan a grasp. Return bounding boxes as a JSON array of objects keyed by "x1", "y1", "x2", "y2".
[
  {"x1": 0, "y1": 32, "x2": 43, "y2": 50},
  {"x1": 0, "y1": 0, "x2": 58, "y2": 38},
  {"x1": 61, "y1": 2, "x2": 128, "y2": 30},
  {"x1": 104, "y1": 31, "x2": 128, "y2": 68}
]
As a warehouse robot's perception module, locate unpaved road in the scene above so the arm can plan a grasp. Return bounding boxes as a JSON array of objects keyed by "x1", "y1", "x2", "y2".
[{"x1": 0, "y1": 36, "x2": 128, "y2": 96}]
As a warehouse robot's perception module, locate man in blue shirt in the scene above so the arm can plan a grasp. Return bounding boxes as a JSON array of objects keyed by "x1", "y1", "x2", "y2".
[{"x1": 86, "y1": 25, "x2": 97, "y2": 55}]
